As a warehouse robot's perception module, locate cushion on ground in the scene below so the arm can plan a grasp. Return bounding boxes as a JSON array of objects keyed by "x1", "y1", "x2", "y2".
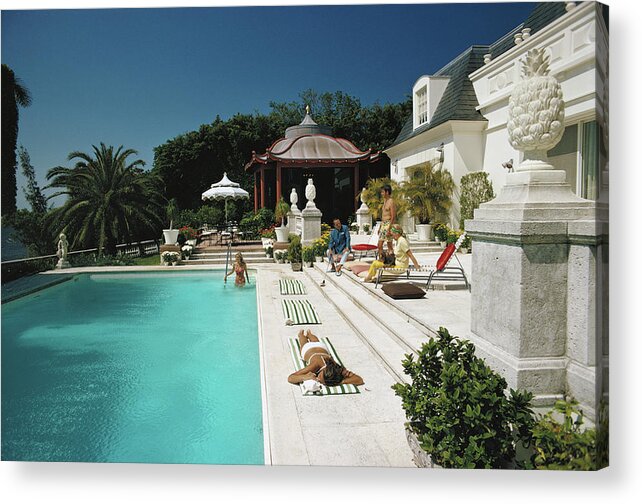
[
  {"x1": 343, "y1": 261, "x2": 369, "y2": 271},
  {"x1": 381, "y1": 282, "x2": 426, "y2": 299},
  {"x1": 350, "y1": 264, "x2": 370, "y2": 276}
]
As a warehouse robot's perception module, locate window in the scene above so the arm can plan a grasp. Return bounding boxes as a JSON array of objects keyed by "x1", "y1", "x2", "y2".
[
  {"x1": 416, "y1": 86, "x2": 428, "y2": 125},
  {"x1": 547, "y1": 120, "x2": 605, "y2": 200}
]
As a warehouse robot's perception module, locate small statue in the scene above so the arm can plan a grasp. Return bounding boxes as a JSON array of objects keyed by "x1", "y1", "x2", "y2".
[
  {"x1": 305, "y1": 178, "x2": 316, "y2": 205},
  {"x1": 56, "y1": 232, "x2": 70, "y2": 269},
  {"x1": 290, "y1": 187, "x2": 299, "y2": 210}
]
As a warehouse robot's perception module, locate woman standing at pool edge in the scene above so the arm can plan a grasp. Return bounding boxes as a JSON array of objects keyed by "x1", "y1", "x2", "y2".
[{"x1": 225, "y1": 252, "x2": 250, "y2": 286}]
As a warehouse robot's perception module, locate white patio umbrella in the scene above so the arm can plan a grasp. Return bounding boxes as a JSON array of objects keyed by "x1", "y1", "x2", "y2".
[{"x1": 201, "y1": 172, "x2": 250, "y2": 225}]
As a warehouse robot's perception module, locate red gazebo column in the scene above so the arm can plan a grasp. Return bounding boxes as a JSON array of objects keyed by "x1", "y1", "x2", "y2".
[
  {"x1": 254, "y1": 171, "x2": 259, "y2": 213},
  {"x1": 276, "y1": 163, "x2": 282, "y2": 203},
  {"x1": 260, "y1": 167, "x2": 266, "y2": 209},
  {"x1": 353, "y1": 164, "x2": 360, "y2": 212}
]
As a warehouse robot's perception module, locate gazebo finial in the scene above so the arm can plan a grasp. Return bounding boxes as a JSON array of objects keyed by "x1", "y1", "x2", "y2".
[{"x1": 305, "y1": 104, "x2": 310, "y2": 115}]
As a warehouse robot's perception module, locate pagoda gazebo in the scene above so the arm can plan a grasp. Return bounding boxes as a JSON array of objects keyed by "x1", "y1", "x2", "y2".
[{"x1": 245, "y1": 108, "x2": 388, "y2": 223}]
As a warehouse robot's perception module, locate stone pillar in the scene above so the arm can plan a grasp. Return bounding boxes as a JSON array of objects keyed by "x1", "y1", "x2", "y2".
[
  {"x1": 465, "y1": 48, "x2": 608, "y2": 420},
  {"x1": 355, "y1": 188, "x2": 372, "y2": 233},
  {"x1": 301, "y1": 178, "x2": 322, "y2": 246}
]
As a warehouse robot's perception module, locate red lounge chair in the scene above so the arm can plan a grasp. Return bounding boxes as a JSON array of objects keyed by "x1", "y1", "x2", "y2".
[
  {"x1": 351, "y1": 222, "x2": 381, "y2": 259},
  {"x1": 374, "y1": 232, "x2": 469, "y2": 291}
]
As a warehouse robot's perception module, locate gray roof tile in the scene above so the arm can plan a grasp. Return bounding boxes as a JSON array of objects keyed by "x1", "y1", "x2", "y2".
[{"x1": 388, "y1": 2, "x2": 572, "y2": 149}]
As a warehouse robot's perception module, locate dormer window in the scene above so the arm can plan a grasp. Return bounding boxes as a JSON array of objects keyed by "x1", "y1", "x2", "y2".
[
  {"x1": 416, "y1": 86, "x2": 428, "y2": 125},
  {"x1": 412, "y1": 75, "x2": 451, "y2": 130}
]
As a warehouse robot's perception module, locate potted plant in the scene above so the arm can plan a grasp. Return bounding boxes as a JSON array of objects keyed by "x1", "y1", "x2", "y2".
[
  {"x1": 392, "y1": 327, "x2": 535, "y2": 469},
  {"x1": 265, "y1": 245, "x2": 274, "y2": 258},
  {"x1": 178, "y1": 225, "x2": 198, "y2": 247},
  {"x1": 447, "y1": 228, "x2": 461, "y2": 246},
  {"x1": 401, "y1": 163, "x2": 455, "y2": 242},
  {"x1": 161, "y1": 250, "x2": 180, "y2": 266},
  {"x1": 163, "y1": 198, "x2": 180, "y2": 245},
  {"x1": 459, "y1": 233, "x2": 471, "y2": 254},
  {"x1": 363, "y1": 223, "x2": 370, "y2": 235},
  {"x1": 274, "y1": 197, "x2": 291, "y2": 243},
  {"x1": 260, "y1": 225, "x2": 276, "y2": 247},
  {"x1": 433, "y1": 223, "x2": 449, "y2": 248},
  {"x1": 287, "y1": 234, "x2": 302, "y2": 271},
  {"x1": 302, "y1": 246, "x2": 315, "y2": 268},
  {"x1": 181, "y1": 244, "x2": 193, "y2": 259}
]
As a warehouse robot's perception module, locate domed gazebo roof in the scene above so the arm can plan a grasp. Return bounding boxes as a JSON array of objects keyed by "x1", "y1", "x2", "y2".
[{"x1": 245, "y1": 107, "x2": 380, "y2": 169}]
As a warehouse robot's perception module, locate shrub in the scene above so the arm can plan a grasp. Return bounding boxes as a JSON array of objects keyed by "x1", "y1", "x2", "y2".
[
  {"x1": 196, "y1": 205, "x2": 224, "y2": 228},
  {"x1": 447, "y1": 229, "x2": 461, "y2": 245},
  {"x1": 527, "y1": 400, "x2": 601, "y2": 470},
  {"x1": 287, "y1": 234, "x2": 302, "y2": 263},
  {"x1": 433, "y1": 223, "x2": 449, "y2": 242},
  {"x1": 302, "y1": 246, "x2": 315, "y2": 264},
  {"x1": 178, "y1": 226, "x2": 198, "y2": 241},
  {"x1": 459, "y1": 171, "x2": 495, "y2": 229},
  {"x1": 363, "y1": 223, "x2": 370, "y2": 234},
  {"x1": 274, "y1": 197, "x2": 290, "y2": 226},
  {"x1": 392, "y1": 327, "x2": 535, "y2": 469}
]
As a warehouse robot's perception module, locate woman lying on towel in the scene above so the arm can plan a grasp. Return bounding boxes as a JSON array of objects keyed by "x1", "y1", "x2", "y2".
[
  {"x1": 288, "y1": 329, "x2": 364, "y2": 386},
  {"x1": 362, "y1": 224, "x2": 420, "y2": 283}
]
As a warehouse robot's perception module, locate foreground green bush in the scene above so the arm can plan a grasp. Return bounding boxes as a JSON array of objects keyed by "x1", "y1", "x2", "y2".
[
  {"x1": 526, "y1": 399, "x2": 604, "y2": 470},
  {"x1": 392, "y1": 327, "x2": 534, "y2": 469}
]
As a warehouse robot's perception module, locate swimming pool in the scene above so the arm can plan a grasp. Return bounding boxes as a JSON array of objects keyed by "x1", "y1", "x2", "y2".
[{"x1": 1, "y1": 271, "x2": 264, "y2": 464}]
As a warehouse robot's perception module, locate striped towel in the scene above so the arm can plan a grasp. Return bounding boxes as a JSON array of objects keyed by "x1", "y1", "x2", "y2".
[
  {"x1": 288, "y1": 337, "x2": 360, "y2": 396},
  {"x1": 281, "y1": 299, "x2": 321, "y2": 325},
  {"x1": 279, "y1": 278, "x2": 306, "y2": 295}
]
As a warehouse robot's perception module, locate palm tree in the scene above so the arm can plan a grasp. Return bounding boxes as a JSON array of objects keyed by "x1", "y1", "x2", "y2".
[
  {"x1": 401, "y1": 163, "x2": 455, "y2": 224},
  {"x1": 2, "y1": 64, "x2": 32, "y2": 216},
  {"x1": 45, "y1": 143, "x2": 165, "y2": 256}
]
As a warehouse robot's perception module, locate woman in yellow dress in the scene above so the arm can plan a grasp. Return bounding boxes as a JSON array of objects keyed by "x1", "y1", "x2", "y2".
[{"x1": 363, "y1": 224, "x2": 420, "y2": 283}]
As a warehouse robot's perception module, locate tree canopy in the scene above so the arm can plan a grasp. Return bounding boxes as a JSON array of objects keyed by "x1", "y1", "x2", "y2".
[
  {"x1": 2, "y1": 64, "x2": 32, "y2": 217},
  {"x1": 45, "y1": 143, "x2": 165, "y2": 256},
  {"x1": 152, "y1": 89, "x2": 411, "y2": 210}
]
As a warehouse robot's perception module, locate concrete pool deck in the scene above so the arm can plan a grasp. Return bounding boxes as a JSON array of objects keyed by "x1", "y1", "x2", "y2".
[{"x1": 3, "y1": 252, "x2": 474, "y2": 467}]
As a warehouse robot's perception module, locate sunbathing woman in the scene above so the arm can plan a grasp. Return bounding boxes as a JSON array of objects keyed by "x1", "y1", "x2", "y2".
[
  {"x1": 224, "y1": 252, "x2": 249, "y2": 286},
  {"x1": 287, "y1": 329, "x2": 364, "y2": 386}
]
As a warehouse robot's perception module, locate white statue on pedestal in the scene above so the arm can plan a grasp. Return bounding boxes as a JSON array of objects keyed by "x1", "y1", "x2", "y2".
[
  {"x1": 290, "y1": 187, "x2": 299, "y2": 212},
  {"x1": 305, "y1": 178, "x2": 317, "y2": 209},
  {"x1": 56, "y1": 232, "x2": 70, "y2": 269}
]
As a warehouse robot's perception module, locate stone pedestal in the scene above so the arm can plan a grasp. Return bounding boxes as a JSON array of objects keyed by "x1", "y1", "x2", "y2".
[
  {"x1": 355, "y1": 199, "x2": 372, "y2": 234},
  {"x1": 465, "y1": 170, "x2": 608, "y2": 420},
  {"x1": 56, "y1": 259, "x2": 71, "y2": 269},
  {"x1": 288, "y1": 208, "x2": 301, "y2": 236},
  {"x1": 301, "y1": 205, "x2": 322, "y2": 246}
]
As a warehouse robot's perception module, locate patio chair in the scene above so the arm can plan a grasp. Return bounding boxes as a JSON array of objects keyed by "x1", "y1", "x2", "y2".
[
  {"x1": 374, "y1": 232, "x2": 470, "y2": 291},
  {"x1": 351, "y1": 222, "x2": 381, "y2": 260}
]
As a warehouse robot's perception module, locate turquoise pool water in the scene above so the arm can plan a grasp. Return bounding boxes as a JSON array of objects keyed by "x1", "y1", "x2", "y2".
[{"x1": 1, "y1": 272, "x2": 263, "y2": 464}]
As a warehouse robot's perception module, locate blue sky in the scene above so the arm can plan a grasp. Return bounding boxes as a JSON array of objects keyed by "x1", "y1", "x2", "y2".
[{"x1": 2, "y1": 1, "x2": 536, "y2": 209}]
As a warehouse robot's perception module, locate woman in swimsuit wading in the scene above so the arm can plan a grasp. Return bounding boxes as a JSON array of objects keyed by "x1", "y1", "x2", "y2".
[
  {"x1": 288, "y1": 329, "x2": 364, "y2": 387},
  {"x1": 224, "y1": 252, "x2": 249, "y2": 286}
]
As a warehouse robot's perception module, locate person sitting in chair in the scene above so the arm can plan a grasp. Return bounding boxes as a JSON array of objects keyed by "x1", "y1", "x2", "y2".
[
  {"x1": 326, "y1": 217, "x2": 351, "y2": 276},
  {"x1": 288, "y1": 329, "x2": 364, "y2": 386},
  {"x1": 363, "y1": 224, "x2": 420, "y2": 283}
]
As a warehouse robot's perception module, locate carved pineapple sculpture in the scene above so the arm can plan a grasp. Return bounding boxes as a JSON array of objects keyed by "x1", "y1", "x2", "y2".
[{"x1": 507, "y1": 48, "x2": 565, "y2": 167}]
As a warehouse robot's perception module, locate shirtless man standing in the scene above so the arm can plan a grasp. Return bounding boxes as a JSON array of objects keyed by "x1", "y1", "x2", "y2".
[{"x1": 378, "y1": 184, "x2": 396, "y2": 258}]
